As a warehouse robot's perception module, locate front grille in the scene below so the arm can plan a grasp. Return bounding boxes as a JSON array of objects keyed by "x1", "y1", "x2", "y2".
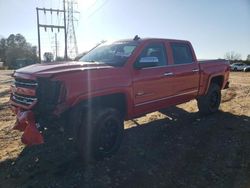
[
  {"x1": 12, "y1": 78, "x2": 38, "y2": 107},
  {"x1": 12, "y1": 93, "x2": 37, "y2": 105},
  {"x1": 12, "y1": 77, "x2": 61, "y2": 110},
  {"x1": 15, "y1": 78, "x2": 38, "y2": 89}
]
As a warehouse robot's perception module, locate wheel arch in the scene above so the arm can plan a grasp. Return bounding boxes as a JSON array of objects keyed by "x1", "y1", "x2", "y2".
[
  {"x1": 70, "y1": 92, "x2": 128, "y2": 119},
  {"x1": 205, "y1": 75, "x2": 224, "y2": 94}
]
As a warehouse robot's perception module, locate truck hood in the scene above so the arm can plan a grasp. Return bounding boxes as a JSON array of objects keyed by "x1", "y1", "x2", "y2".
[{"x1": 15, "y1": 61, "x2": 113, "y2": 77}]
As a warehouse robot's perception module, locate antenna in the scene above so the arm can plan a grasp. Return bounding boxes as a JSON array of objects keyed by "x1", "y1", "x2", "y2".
[{"x1": 133, "y1": 35, "x2": 140, "y2": 41}]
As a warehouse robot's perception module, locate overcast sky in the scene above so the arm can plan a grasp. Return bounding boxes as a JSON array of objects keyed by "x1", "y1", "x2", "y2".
[{"x1": 0, "y1": 0, "x2": 249, "y2": 59}]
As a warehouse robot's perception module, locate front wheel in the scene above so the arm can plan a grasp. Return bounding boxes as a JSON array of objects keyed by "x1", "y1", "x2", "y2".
[
  {"x1": 77, "y1": 108, "x2": 124, "y2": 162},
  {"x1": 197, "y1": 83, "x2": 221, "y2": 115}
]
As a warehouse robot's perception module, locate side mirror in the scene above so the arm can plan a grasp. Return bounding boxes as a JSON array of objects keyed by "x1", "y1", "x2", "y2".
[{"x1": 135, "y1": 56, "x2": 159, "y2": 69}]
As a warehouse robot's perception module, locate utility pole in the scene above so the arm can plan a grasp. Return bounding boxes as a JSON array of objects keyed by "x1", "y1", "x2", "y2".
[
  {"x1": 55, "y1": 33, "x2": 58, "y2": 60},
  {"x1": 36, "y1": 8, "x2": 41, "y2": 63},
  {"x1": 36, "y1": 6, "x2": 67, "y2": 63},
  {"x1": 63, "y1": 0, "x2": 68, "y2": 60}
]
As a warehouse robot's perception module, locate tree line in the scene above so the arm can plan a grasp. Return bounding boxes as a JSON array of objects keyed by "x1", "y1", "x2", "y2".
[
  {"x1": 0, "y1": 34, "x2": 38, "y2": 69},
  {"x1": 224, "y1": 51, "x2": 250, "y2": 65},
  {"x1": 0, "y1": 33, "x2": 249, "y2": 69}
]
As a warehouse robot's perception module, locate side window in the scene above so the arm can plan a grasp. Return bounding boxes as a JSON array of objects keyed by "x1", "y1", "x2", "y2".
[
  {"x1": 135, "y1": 43, "x2": 167, "y2": 68},
  {"x1": 171, "y1": 43, "x2": 193, "y2": 65}
]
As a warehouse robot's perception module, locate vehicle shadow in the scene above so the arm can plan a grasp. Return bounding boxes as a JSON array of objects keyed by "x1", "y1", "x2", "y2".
[{"x1": 0, "y1": 106, "x2": 250, "y2": 188}]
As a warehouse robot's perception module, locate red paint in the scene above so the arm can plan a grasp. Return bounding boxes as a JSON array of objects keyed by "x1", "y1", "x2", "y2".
[
  {"x1": 13, "y1": 110, "x2": 44, "y2": 145},
  {"x1": 10, "y1": 99, "x2": 37, "y2": 110},
  {"x1": 9, "y1": 38, "x2": 230, "y2": 146},
  {"x1": 21, "y1": 123, "x2": 44, "y2": 146},
  {"x1": 13, "y1": 110, "x2": 34, "y2": 131}
]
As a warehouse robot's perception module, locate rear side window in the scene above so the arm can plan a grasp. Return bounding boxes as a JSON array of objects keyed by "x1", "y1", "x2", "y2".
[{"x1": 171, "y1": 43, "x2": 193, "y2": 65}]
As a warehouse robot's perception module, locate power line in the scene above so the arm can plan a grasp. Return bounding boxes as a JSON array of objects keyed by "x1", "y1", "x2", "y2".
[
  {"x1": 36, "y1": 2, "x2": 68, "y2": 62},
  {"x1": 86, "y1": 0, "x2": 109, "y2": 19}
]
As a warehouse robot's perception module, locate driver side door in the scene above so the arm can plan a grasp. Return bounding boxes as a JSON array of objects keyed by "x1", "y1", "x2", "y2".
[{"x1": 132, "y1": 42, "x2": 176, "y2": 114}]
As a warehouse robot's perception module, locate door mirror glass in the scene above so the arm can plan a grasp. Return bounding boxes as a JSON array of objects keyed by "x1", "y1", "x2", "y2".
[
  {"x1": 139, "y1": 56, "x2": 159, "y2": 63},
  {"x1": 134, "y1": 43, "x2": 167, "y2": 69}
]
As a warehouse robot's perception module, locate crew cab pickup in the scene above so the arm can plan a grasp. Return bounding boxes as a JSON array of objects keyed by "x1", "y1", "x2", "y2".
[{"x1": 10, "y1": 37, "x2": 230, "y2": 161}]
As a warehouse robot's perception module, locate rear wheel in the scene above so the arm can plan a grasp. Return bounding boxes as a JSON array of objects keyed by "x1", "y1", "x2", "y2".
[
  {"x1": 77, "y1": 107, "x2": 124, "y2": 162},
  {"x1": 197, "y1": 83, "x2": 221, "y2": 115}
]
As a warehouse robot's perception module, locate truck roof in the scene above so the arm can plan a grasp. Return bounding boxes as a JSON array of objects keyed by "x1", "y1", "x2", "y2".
[{"x1": 115, "y1": 37, "x2": 190, "y2": 44}]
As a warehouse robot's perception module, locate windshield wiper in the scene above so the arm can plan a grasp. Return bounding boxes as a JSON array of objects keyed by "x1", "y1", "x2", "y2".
[{"x1": 82, "y1": 60, "x2": 109, "y2": 65}]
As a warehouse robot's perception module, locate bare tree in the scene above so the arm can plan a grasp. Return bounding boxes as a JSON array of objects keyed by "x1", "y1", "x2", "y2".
[
  {"x1": 43, "y1": 52, "x2": 54, "y2": 62},
  {"x1": 224, "y1": 51, "x2": 242, "y2": 61},
  {"x1": 247, "y1": 54, "x2": 250, "y2": 61}
]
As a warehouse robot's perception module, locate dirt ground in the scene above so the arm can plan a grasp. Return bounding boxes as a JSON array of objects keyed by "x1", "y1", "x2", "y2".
[{"x1": 0, "y1": 70, "x2": 250, "y2": 188}]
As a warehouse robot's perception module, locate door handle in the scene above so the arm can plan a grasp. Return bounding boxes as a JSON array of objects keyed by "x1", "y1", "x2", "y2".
[
  {"x1": 136, "y1": 91, "x2": 145, "y2": 96},
  {"x1": 192, "y1": 69, "x2": 199, "y2": 72},
  {"x1": 164, "y1": 72, "x2": 174, "y2": 76}
]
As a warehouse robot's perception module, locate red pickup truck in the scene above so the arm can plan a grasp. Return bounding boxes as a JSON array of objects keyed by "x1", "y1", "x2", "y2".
[{"x1": 10, "y1": 37, "x2": 230, "y2": 161}]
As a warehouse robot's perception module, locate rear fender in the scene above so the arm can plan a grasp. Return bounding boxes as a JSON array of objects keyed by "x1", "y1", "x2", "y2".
[{"x1": 205, "y1": 74, "x2": 224, "y2": 94}]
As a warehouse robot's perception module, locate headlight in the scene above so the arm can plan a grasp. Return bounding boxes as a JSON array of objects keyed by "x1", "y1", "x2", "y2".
[{"x1": 37, "y1": 78, "x2": 62, "y2": 104}]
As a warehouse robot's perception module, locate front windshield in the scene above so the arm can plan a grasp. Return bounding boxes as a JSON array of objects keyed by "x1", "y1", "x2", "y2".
[{"x1": 79, "y1": 41, "x2": 137, "y2": 66}]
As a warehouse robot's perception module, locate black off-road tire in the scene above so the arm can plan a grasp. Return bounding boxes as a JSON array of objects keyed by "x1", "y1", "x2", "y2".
[
  {"x1": 197, "y1": 83, "x2": 221, "y2": 115},
  {"x1": 244, "y1": 68, "x2": 250, "y2": 72},
  {"x1": 76, "y1": 107, "x2": 124, "y2": 162}
]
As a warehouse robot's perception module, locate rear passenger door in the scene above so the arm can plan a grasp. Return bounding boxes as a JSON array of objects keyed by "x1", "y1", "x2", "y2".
[{"x1": 169, "y1": 42, "x2": 199, "y2": 100}]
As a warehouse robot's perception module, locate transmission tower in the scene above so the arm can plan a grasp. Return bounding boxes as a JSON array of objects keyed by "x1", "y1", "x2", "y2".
[{"x1": 66, "y1": 0, "x2": 78, "y2": 59}]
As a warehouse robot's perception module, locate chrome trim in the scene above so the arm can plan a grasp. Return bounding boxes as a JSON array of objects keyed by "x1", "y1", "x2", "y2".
[
  {"x1": 12, "y1": 96, "x2": 34, "y2": 105},
  {"x1": 15, "y1": 80, "x2": 38, "y2": 86},
  {"x1": 139, "y1": 63, "x2": 197, "y2": 70},
  {"x1": 164, "y1": 72, "x2": 174, "y2": 76},
  {"x1": 164, "y1": 62, "x2": 195, "y2": 67},
  {"x1": 136, "y1": 91, "x2": 145, "y2": 96},
  {"x1": 12, "y1": 92, "x2": 37, "y2": 106},
  {"x1": 141, "y1": 65, "x2": 168, "y2": 70},
  {"x1": 13, "y1": 93, "x2": 37, "y2": 101},
  {"x1": 135, "y1": 90, "x2": 198, "y2": 107},
  {"x1": 192, "y1": 69, "x2": 199, "y2": 72}
]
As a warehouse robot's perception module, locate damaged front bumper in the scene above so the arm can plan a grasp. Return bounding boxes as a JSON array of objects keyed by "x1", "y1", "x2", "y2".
[
  {"x1": 12, "y1": 108, "x2": 44, "y2": 146},
  {"x1": 10, "y1": 75, "x2": 68, "y2": 146}
]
